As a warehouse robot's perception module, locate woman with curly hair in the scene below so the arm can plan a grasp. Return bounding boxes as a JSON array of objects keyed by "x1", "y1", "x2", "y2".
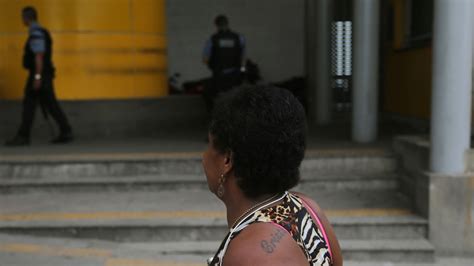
[{"x1": 203, "y1": 85, "x2": 343, "y2": 266}]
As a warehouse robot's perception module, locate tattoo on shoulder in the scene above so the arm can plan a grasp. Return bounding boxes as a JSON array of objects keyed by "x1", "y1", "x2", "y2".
[{"x1": 260, "y1": 228, "x2": 286, "y2": 254}]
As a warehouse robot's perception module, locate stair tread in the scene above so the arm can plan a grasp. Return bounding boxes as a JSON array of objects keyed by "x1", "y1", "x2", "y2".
[
  {"x1": 0, "y1": 148, "x2": 393, "y2": 163},
  {"x1": 0, "y1": 174, "x2": 205, "y2": 185},
  {"x1": 0, "y1": 188, "x2": 424, "y2": 228},
  {"x1": 0, "y1": 188, "x2": 410, "y2": 213},
  {"x1": 0, "y1": 172, "x2": 399, "y2": 185},
  {"x1": 0, "y1": 233, "x2": 439, "y2": 265},
  {"x1": 341, "y1": 239, "x2": 434, "y2": 251},
  {"x1": 0, "y1": 214, "x2": 427, "y2": 227},
  {"x1": 120, "y1": 239, "x2": 435, "y2": 254}
]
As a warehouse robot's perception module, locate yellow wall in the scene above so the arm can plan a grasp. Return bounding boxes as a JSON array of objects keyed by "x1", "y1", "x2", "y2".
[
  {"x1": 0, "y1": 0, "x2": 167, "y2": 100},
  {"x1": 383, "y1": 0, "x2": 432, "y2": 119},
  {"x1": 383, "y1": 47, "x2": 432, "y2": 119},
  {"x1": 391, "y1": 0, "x2": 407, "y2": 50}
]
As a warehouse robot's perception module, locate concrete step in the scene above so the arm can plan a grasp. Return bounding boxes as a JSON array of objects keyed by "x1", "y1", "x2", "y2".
[
  {"x1": 0, "y1": 149, "x2": 398, "y2": 179},
  {"x1": 0, "y1": 233, "x2": 215, "y2": 266},
  {"x1": 0, "y1": 233, "x2": 443, "y2": 265},
  {"x1": 126, "y1": 239, "x2": 435, "y2": 263},
  {"x1": 0, "y1": 216, "x2": 427, "y2": 243},
  {"x1": 0, "y1": 215, "x2": 427, "y2": 242},
  {"x1": 0, "y1": 172, "x2": 399, "y2": 193},
  {"x1": 0, "y1": 174, "x2": 209, "y2": 193},
  {"x1": 0, "y1": 189, "x2": 423, "y2": 242},
  {"x1": 341, "y1": 239, "x2": 435, "y2": 263},
  {"x1": 0, "y1": 188, "x2": 411, "y2": 216}
]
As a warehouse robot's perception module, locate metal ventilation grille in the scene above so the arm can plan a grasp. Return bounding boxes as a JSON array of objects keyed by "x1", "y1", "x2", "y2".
[
  {"x1": 331, "y1": 21, "x2": 352, "y2": 77},
  {"x1": 331, "y1": 21, "x2": 353, "y2": 111}
]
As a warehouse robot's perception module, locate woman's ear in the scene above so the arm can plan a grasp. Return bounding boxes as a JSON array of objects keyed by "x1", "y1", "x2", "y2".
[{"x1": 223, "y1": 151, "x2": 233, "y2": 175}]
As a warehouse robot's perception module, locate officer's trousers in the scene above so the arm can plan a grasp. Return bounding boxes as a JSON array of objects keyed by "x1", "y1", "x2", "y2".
[
  {"x1": 17, "y1": 75, "x2": 72, "y2": 139},
  {"x1": 204, "y1": 71, "x2": 242, "y2": 112}
]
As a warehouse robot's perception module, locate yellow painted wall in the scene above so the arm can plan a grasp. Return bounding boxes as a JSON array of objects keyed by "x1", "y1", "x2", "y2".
[
  {"x1": 383, "y1": 0, "x2": 432, "y2": 119},
  {"x1": 383, "y1": 47, "x2": 432, "y2": 119},
  {"x1": 0, "y1": 0, "x2": 167, "y2": 100}
]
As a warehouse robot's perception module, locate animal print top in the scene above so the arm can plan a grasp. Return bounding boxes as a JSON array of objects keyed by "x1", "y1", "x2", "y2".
[{"x1": 207, "y1": 192, "x2": 333, "y2": 266}]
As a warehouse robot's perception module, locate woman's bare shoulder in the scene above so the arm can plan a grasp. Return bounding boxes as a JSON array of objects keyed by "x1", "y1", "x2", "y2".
[{"x1": 222, "y1": 222, "x2": 308, "y2": 266}]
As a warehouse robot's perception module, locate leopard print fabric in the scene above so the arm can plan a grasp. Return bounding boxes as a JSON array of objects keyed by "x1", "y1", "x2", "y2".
[{"x1": 208, "y1": 192, "x2": 332, "y2": 266}]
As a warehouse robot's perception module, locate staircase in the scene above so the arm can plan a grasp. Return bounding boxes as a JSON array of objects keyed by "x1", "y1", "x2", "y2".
[{"x1": 0, "y1": 148, "x2": 434, "y2": 264}]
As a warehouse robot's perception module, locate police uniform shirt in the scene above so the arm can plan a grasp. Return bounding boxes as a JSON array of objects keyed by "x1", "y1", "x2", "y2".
[
  {"x1": 203, "y1": 33, "x2": 246, "y2": 74},
  {"x1": 29, "y1": 22, "x2": 46, "y2": 54}
]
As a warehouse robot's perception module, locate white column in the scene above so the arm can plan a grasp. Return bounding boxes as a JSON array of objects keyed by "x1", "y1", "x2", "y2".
[
  {"x1": 430, "y1": 0, "x2": 473, "y2": 174},
  {"x1": 352, "y1": 0, "x2": 380, "y2": 142}
]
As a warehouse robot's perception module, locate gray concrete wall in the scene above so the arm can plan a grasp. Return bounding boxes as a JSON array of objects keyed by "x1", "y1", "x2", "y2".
[
  {"x1": 165, "y1": 0, "x2": 305, "y2": 82},
  {"x1": 393, "y1": 135, "x2": 431, "y2": 217},
  {"x1": 0, "y1": 96, "x2": 207, "y2": 140}
]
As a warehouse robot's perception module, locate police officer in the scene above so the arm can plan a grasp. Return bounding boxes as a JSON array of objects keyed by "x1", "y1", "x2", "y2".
[
  {"x1": 5, "y1": 6, "x2": 73, "y2": 146},
  {"x1": 202, "y1": 15, "x2": 246, "y2": 111}
]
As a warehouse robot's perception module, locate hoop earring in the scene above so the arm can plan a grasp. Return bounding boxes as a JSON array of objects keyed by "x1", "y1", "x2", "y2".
[{"x1": 217, "y1": 173, "x2": 225, "y2": 198}]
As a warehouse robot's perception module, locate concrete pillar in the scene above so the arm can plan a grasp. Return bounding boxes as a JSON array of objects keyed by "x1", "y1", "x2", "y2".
[
  {"x1": 352, "y1": 0, "x2": 380, "y2": 142},
  {"x1": 429, "y1": 173, "x2": 474, "y2": 255},
  {"x1": 315, "y1": 0, "x2": 333, "y2": 124},
  {"x1": 306, "y1": 0, "x2": 333, "y2": 125},
  {"x1": 305, "y1": 0, "x2": 316, "y2": 122},
  {"x1": 430, "y1": 0, "x2": 473, "y2": 174}
]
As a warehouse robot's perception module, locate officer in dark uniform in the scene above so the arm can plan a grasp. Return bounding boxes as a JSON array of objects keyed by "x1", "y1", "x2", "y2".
[
  {"x1": 202, "y1": 15, "x2": 246, "y2": 111},
  {"x1": 5, "y1": 6, "x2": 73, "y2": 146}
]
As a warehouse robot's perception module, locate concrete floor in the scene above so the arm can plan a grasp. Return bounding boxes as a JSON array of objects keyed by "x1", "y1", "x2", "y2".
[{"x1": 0, "y1": 120, "x2": 400, "y2": 157}]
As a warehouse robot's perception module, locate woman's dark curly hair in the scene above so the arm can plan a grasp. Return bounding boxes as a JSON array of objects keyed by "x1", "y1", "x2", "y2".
[{"x1": 209, "y1": 85, "x2": 307, "y2": 199}]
